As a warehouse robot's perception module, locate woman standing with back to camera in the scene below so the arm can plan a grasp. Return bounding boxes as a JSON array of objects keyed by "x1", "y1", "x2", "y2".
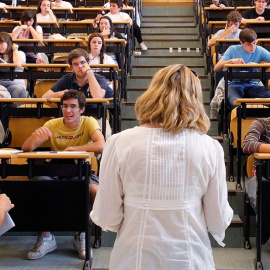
[{"x1": 91, "y1": 64, "x2": 233, "y2": 269}]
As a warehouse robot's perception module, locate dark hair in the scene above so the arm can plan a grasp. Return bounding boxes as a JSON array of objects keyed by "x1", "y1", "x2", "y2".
[
  {"x1": 0, "y1": 32, "x2": 13, "y2": 63},
  {"x1": 68, "y1": 48, "x2": 89, "y2": 65},
  {"x1": 123, "y1": 0, "x2": 129, "y2": 6},
  {"x1": 96, "y1": 16, "x2": 118, "y2": 39},
  {"x1": 36, "y1": 0, "x2": 51, "y2": 14},
  {"x1": 87, "y1": 33, "x2": 106, "y2": 64},
  {"x1": 110, "y1": 0, "x2": 123, "y2": 8},
  {"x1": 61, "y1": 90, "x2": 86, "y2": 109},
  {"x1": 20, "y1": 10, "x2": 38, "y2": 39},
  {"x1": 227, "y1": 11, "x2": 242, "y2": 24},
  {"x1": 239, "y1": 28, "x2": 257, "y2": 43}
]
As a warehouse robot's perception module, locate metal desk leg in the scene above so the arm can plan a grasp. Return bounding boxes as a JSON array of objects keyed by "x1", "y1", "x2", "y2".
[{"x1": 256, "y1": 164, "x2": 263, "y2": 270}]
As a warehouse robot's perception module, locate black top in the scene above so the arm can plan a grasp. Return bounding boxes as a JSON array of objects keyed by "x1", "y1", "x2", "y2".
[{"x1": 203, "y1": 0, "x2": 230, "y2": 7}]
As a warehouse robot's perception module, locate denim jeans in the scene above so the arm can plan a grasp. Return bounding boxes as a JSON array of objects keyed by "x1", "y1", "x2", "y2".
[{"x1": 228, "y1": 81, "x2": 270, "y2": 110}]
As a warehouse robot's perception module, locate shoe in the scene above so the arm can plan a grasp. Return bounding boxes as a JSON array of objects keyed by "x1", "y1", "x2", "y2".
[
  {"x1": 26, "y1": 234, "x2": 57, "y2": 260},
  {"x1": 73, "y1": 232, "x2": 86, "y2": 259},
  {"x1": 73, "y1": 232, "x2": 93, "y2": 260},
  {"x1": 139, "y1": 42, "x2": 147, "y2": 51},
  {"x1": 133, "y1": 51, "x2": 141, "y2": 56}
]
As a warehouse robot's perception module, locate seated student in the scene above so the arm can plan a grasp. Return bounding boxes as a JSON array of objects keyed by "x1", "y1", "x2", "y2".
[
  {"x1": 93, "y1": 0, "x2": 147, "y2": 51},
  {"x1": 243, "y1": 117, "x2": 270, "y2": 243},
  {"x1": 51, "y1": 0, "x2": 73, "y2": 8},
  {"x1": 214, "y1": 28, "x2": 270, "y2": 111},
  {"x1": 95, "y1": 15, "x2": 126, "y2": 65},
  {"x1": 87, "y1": 33, "x2": 115, "y2": 89},
  {"x1": 22, "y1": 90, "x2": 105, "y2": 259},
  {"x1": 203, "y1": 0, "x2": 229, "y2": 9},
  {"x1": 0, "y1": 32, "x2": 28, "y2": 98},
  {"x1": 103, "y1": 0, "x2": 141, "y2": 27},
  {"x1": 36, "y1": 0, "x2": 57, "y2": 22},
  {"x1": 208, "y1": 11, "x2": 242, "y2": 48},
  {"x1": 0, "y1": 194, "x2": 14, "y2": 228},
  {"x1": 42, "y1": 48, "x2": 112, "y2": 99},
  {"x1": 10, "y1": 10, "x2": 48, "y2": 64},
  {"x1": 242, "y1": 0, "x2": 270, "y2": 38}
]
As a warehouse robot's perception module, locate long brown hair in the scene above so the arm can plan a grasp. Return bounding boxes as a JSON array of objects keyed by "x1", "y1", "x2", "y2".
[
  {"x1": 0, "y1": 32, "x2": 13, "y2": 63},
  {"x1": 87, "y1": 33, "x2": 106, "y2": 64}
]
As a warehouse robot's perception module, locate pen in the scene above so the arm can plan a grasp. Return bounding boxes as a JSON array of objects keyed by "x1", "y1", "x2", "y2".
[{"x1": 49, "y1": 151, "x2": 57, "y2": 153}]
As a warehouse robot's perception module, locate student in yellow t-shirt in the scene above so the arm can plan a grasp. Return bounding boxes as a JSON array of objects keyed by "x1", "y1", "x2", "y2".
[{"x1": 22, "y1": 89, "x2": 105, "y2": 261}]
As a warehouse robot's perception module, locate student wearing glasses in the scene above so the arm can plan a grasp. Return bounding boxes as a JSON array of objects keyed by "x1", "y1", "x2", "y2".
[
  {"x1": 42, "y1": 48, "x2": 112, "y2": 99},
  {"x1": 22, "y1": 90, "x2": 105, "y2": 260}
]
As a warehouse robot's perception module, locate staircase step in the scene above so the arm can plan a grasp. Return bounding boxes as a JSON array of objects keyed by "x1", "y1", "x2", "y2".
[
  {"x1": 133, "y1": 49, "x2": 203, "y2": 56},
  {"x1": 143, "y1": 40, "x2": 201, "y2": 48},
  {"x1": 143, "y1": 6, "x2": 194, "y2": 16},
  {"x1": 142, "y1": 22, "x2": 196, "y2": 27},
  {"x1": 131, "y1": 65, "x2": 206, "y2": 76},
  {"x1": 131, "y1": 55, "x2": 206, "y2": 66},
  {"x1": 142, "y1": 34, "x2": 199, "y2": 40},
  {"x1": 141, "y1": 27, "x2": 199, "y2": 34}
]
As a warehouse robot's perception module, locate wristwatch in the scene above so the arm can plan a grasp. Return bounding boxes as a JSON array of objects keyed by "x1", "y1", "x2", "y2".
[{"x1": 12, "y1": 43, "x2": 19, "y2": 51}]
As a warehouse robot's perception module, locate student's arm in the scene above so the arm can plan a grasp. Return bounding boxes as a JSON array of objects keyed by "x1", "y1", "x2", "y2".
[
  {"x1": 207, "y1": 26, "x2": 236, "y2": 48},
  {"x1": 12, "y1": 45, "x2": 25, "y2": 67},
  {"x1": 93, "y1": 14, "x2": 103, "y2": 28},
  {"x1": 65, "y1": 129, "x2": 105, "y2": 153},
  {"x1": 42, "y1": 89, "x2": 68, "y2": 98},
  {"x1": 28, "y1": 26, "x2": 43, "y2": 41},
  {"x1": 214, "y1": 58, "x2": 244, "y2": 72},
  {"x1": 22, "y1": 126, "x2": 52, "y2": 152},
  {"x1": 0, "y1": 194, "x2": 14, "y2": 228},
  {"x1": 82, "y1": 65, "x2": 106, "y2": 98},
  {"x1": 47, "y1": 8, "x2": 57, "y2": 22}
]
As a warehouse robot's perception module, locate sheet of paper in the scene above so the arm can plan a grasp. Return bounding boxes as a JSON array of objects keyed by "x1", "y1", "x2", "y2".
[
  {"x1": 0, "y1": 213, "x2": 15, "y2": 236},
  {"x1": 36, "y1": 151, "x2": 88, "y2": 154},
  {"x1": 0, "y1": 150, "x2": 22, "y2": 154}
]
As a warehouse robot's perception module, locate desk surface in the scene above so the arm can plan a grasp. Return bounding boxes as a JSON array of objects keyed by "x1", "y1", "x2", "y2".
[
  {"x1": 13, "y1": 39, "x2": 45, "y2": 46},
  {"x1": 215, "y1": 39, "x2": 240, "y2": 43},
  {"x1": 225, "y1": 63, "x2": 270, "y2": 68},
  {"x1": 59, "y1": 20, "x2": 93, "y2": 25},
  {"x1": 254, "y1": 153, "x2": 270, "y2": 160},
  {"x1": 18, "y1": 151, "x2": 91, "y2": 159},
  {"x1": 0, "y1": 20, "x2": 21, "y2": 25},
  {"x1": 37, "y1": 21, "x2": 59, "y2": 27},
  {"x1": 0, "y1": 97, "x2": 111, "y2": 105},
  {"x1": 204, "y1": 7, "x2": 234, "y2": 10},
  {"x1": 233, "y1": 98, "x2": 270, "y2": 105}
]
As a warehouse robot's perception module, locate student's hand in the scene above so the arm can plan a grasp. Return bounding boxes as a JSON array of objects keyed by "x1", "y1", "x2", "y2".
[
  {"x1": 0, "y1": 194, "x2": 14, "y2": 213},
  {"x1": 210, "y1": 3, "x2": 218, "y2": 9},
  {"x1": 64, "y1": 146, "x2": 75, "y2": 151},
  {"x1": 219, "y1": 4, "x2": 225, "y2": 9},
  {"x1": 230, "y1": 58, "x2": 245, "y2": 64},
  {"x1": 256, "y1": 16, "x2": 265, "y2": 21},
  {"x1": 82, "y1": 65, "x2": 92, "y2": 75},
  {"x1": 95, "y1": 14, "x2": 102, "y2": 22},
  {"x1": 101, "y1": 27, "x2": 110, "y2": 36},
  {"x1": 32, "y1": 127, "x2": 52, "y2": 141},
  {"x1": 22, "y1": 26, "x2": 30, "y2": 37}
]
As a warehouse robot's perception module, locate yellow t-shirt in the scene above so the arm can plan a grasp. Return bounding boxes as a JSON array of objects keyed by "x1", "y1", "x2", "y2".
[{"x1": 44, "y1": 116, "x2": 100, "y2": 151}]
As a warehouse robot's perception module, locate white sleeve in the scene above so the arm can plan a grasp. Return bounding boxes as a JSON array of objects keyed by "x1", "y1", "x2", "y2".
[
  {"x1": 36, "y1": 25, "x2": 43, "y2": 33},
  {"x1": 18, "y1": 51, "x2": 26, "y2": 63},
  {"x1": 0, "y1": 85, "x2": 11, "y2": 98},
  {"x1": 12, "y1": 26, "x2": 19, "y2": 33},
  {"x1": 90, "y1": 134, "x2": 124, "y2": 233},
  {"x1": 104, "y1": 54, "x2": 116, "y2": 65},
  {"x1": 202, "y1": 140, "x2": 233, "y2": 247}
]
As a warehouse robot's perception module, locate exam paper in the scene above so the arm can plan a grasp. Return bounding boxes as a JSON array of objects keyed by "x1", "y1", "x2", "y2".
[{"x1": 0, "y1": 213, "x2": 15, "y2": 236}]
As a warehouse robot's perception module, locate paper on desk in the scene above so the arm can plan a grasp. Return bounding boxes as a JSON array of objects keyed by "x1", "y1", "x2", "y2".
[
  {"x1": 0, "y1": 213, "x2": 15, "y2": 236},
  {"x1": 36, "y1": 151, "x2": 88, "y2": 154},
  {"x1": 0, "y1": 150, "x2": 22, "y2": 154}
]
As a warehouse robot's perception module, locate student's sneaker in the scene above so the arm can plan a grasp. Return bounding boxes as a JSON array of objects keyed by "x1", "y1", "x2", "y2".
[
  {"x1": 26, "y1": 234, "x2": 57, "y2": 260},
  {"x1": 73, "y1": 232, "x2": 93, "y2": 260},
  {"x1": 139, "y1": 42, "x2": 147, "y2": 51}
]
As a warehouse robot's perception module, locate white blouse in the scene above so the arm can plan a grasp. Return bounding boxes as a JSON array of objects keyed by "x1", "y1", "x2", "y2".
[{"x1": 91, "y1": 127, "x2": 233, "y2": 270}]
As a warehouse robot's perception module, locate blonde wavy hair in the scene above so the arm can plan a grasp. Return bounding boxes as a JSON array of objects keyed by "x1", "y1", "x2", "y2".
[{"x1": 135, "y1": 64, "x2": 210, "y2": 134}]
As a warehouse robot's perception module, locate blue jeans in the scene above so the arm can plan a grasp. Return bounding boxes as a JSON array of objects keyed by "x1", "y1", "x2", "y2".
[
  {"x1": 228, "y1": 81, "x2": 270, "y2": 110},
  {"x1": 7, "y1": 84, "x2": 28, "y2": 98}
]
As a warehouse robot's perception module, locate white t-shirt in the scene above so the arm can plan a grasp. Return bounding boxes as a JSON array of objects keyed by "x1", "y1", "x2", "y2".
[
  {"x1": 89, "y1": 53, "x2": 115, "y2": 88},
  {"x1": 52, "y1": 0, "x2": 73, "y2": 8},
  {"x1": 36, "y1": 13, "x2": 52, "y2": 22},
  {"x1": 107, "y1": 11, "x2": 131, "y2": 22}
]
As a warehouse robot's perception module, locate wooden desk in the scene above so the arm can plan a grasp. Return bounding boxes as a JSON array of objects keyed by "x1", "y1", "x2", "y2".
[
  {"x1": 37, "y1": 21, "x2": 59, "y2": 35},
  {"x1": 249, "y1": 153, "x2": 270, "y2": 270},
  {"x1": 13, "y1": 39, "x2": 45, "y2": 55},
  {"x1": 235, "y1": 6, "x2": 254, "y2": 14},
  {"x1": 0, "y1": 150, "x2": 92, "y2": 269},
  {"x1": 245, "y1": 20, "x2": 270, "y2": 38},
  {"x1": 0, "y1": 20, "x2": 21, "y2": 32},
  {"x1": 4, "y1": 6, "x2": 36, "y2": 20},
  {"x1": 58, "y1": 20, "x2": 94, "y2": 35}
]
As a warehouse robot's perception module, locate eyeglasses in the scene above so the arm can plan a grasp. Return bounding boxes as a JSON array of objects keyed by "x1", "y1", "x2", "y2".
[
  {"x1": 71, "y1": 60, "x2": 87, "y2": 67},
  {"x1": 61, "y1": 104, "x2": 79, "y2": 110}
]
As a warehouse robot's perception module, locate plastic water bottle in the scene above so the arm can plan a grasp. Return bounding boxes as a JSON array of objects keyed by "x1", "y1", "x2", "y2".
[{"x1": 12, "y1": 0, "x2": 17, "y2": 7}]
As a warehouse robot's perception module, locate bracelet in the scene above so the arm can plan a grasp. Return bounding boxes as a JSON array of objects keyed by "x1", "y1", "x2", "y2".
[{"x1": 86, "y1": 68, "x2": 92, "y2": 73}]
